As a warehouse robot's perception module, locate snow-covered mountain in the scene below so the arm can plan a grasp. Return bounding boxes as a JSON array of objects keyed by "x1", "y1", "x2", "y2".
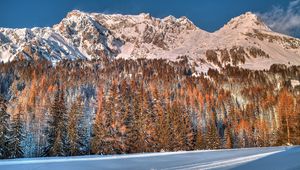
[{"x1": 1, "y1": 10, "x2": 300, "y2": 72}]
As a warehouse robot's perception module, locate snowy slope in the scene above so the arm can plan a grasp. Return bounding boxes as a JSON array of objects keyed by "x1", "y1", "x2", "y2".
[
  {"x1": 1, "y1": 10, "x2": 300, "y2": 72},
  {"x1": 0, "y1": 146, "x2": 299, "y2": 170},
  {"x1": 213, "y1": 12, "x2": 300, "y2": 70}
]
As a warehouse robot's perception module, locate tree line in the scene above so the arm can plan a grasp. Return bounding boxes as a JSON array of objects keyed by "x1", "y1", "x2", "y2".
[{"x1": 0, "y1": 58, "x2": 299, "y2": 158}]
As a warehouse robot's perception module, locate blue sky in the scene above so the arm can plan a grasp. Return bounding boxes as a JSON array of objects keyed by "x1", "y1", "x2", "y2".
[{"x1": 0, "y1": 0, "x2": 299, "y2": 37}]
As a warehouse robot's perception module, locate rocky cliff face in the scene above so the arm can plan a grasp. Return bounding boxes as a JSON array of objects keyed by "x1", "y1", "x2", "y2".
[{"x1": 1, "y1": 10, "x2": 300, "y2": 72}]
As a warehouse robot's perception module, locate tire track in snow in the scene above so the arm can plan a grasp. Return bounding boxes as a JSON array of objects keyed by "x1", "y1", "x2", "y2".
[{"x1": 162, "y1": 150, "x2": 284, "y2": 170}]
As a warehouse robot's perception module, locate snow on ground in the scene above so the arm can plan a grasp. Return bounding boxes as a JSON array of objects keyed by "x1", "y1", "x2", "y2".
[
  {"x1": 0, "y1": 146, "x2": 299, "y2": 170},
  {"x1": 162, "y1": 150, "x2": 283, "y2": 170}
]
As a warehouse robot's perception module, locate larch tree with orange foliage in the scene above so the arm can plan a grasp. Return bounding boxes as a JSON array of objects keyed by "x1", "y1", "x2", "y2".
[
  {"x1": 277, "y1": 89, "x2": 296, "y2": 145},
  {"x1": 91, "y1": 86, "x2": 108, "y2": 155}
]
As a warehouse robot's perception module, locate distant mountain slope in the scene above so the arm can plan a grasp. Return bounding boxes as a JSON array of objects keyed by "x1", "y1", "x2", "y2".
[{"x1": 1, "y1": 10, "x2": 300, "y2": 71}]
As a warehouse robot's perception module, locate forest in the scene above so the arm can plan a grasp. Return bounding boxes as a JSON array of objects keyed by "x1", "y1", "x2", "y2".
[{"x1": 0, "y1": 57, "x2": 299, "y2": 159}]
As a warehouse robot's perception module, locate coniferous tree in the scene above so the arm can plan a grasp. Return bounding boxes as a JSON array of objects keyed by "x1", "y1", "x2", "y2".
[
  {"x1": 105, "y1": 80, "x2": 123, "y2": 154},
  {"x1": 91, "y1": 87, "x2": 109, "y2": 155},
  {"x1": 182, "y1": 109, "x2": 194, "y2": 151},
  {"x1": 206, "y1": 122, "x2": 221, "y2": 149},
  {"x1": 124, "y1": 101, "x2": 137, "y2": 153},
  {"x1": 169, "y1": 102, "x2": 193, "y2": 151},
  {"x1": 10, "y1": 106, "x2": 25, "y2": 158},
  {"x1": 148, "y1": 85, "x2": 162, "y2": 151},
  {"x1": 144, "y1": 91, "x2": 159, "y2": 152},
  {"x1": 120, "y1": 81, "x2": 133, "y2": 153},
  {"x1": 195, "y1": 126, "x2": 205, "y2": 150},
  {"x1": 155, "y1": 93, "x2": 172, "y2": 151},
  {"x1": 277, "y1": 89, "x2": 295, "y2": 145},
  {"x1": 44, "y1": 88, "x2": 68, "y2": 156},
  {"x1": 169, "y1": 102, "x2": 183, "y2": 151},
  {"x1": 139, "y1": 88, "x2": 155, "y2": 153},
  {"x1": 0, "y1": 95, "x2": 11, "y2": 159},
  {"x1": 223, "y1": 126, "x2": 233, "y2": 149},
  {"x1": 67, "y1": 97, "x2": 84, "y2": 156},
  {"x1": 125, "y1": 82, "x2": 146, "y2": 153}
]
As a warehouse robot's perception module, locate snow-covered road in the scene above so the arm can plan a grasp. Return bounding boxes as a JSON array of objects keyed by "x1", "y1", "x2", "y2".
[{"x1": 0, "y1": 146, "x2": 299, "y2": 170}]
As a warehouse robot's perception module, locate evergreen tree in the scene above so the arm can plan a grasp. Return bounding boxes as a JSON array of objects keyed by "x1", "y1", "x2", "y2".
[
  {"x1": 205, "y1": 122, "x2": 221, "y2": 149},
  {"x1": 125, "y1": 82, "x2": 146, "y2": 153},
  {"x1": 195, "y1": 127, "x2": 205, "y2": 150},
  {"x1": 143, "y1": 91, "x2": 158, "y2": 152},
  {"x1": 105, "y1": 81, "x2": 123, "y2": 154},
  {"x1": 10, "y1": 106, "x2": 25, "y2": 158},
  {"x1": 0, "y1": 95, "x2": 11, "y2": 159},
  {"x1": 91, "y1": 87, "x2": 109, "y2": 155},
  {"x1": 136, "y1": 85, "x2": 150, "y2": 152},
  {"x1": 155, "y1": 94, "x2": 171, "y2": 151},
  {"x1": 67, "y1": 97, "x2": 84, "y2": 156},
  {"x1": 182, "y1": 108, "x2": 194, "y2": 151},
  {"x1": 223, "y1": 126, "x2": 233, "y2": 149},
  {"x1": 169, "y1": 103, "x2": 183, "y2": 151},
  {"x1": 119, "y1": 81, "x2": 132, "y2": 153},
  {"x1": 44, "y1": 88, "x2": 68, "y2": 156},
  {"x1": 150, "y1": 86, "x2": 164, "y2": 151},
  {"x1": 169, "y1": 102, "x2": 194, "y2": 151}
]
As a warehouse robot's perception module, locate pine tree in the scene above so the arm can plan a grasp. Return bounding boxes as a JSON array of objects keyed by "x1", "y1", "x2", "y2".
[
  {"x1": 145, "y1": 91, "x2": 160, "y2": 152},
  {"x1": 51, "y1": 129, "x2": 64, "y2": 156},
  {"x1": 206, "y1": 122, "x2": 221, "y2": 149},
  {"x1": 169, "y1": 102, "x2": 182, "y2": 151},
  {"x1": 182, "y1": 107, "x2": 194, "y2": 151},
  {"x1": 10, "y1": 106, "x2": 25, "y2": 158},
  {"x1": 195, "y1": 127, "x2": 205, "y2": 150},
  {"x1": 124, "y1": 102, "x2": 140, "y2": 153},
  {"x1": 169, "y1": 102, "x2": 193, "y2": 151},
  {"x1": 119, "y1": 81, "x2": 133, "y2": 153},
  {"x1": 155, "y1": 92, "x2": 172, "y2": 151},
  {"x1": 105, "y1": 80, "x2": 123, "y2": 154},
  {"x1": 224, "y1": 126, "x2": 233, "y2": 149},
  {"x1": 125, "y1": 83, "x2": 146, "y2": 153},
  {"x1": 91, "y1": 87, "x2": 109, "y2": 155},
  {"x1": 44, "y1": 88, "x2": 68, "y2": 156},
  {"x1": 67, "y1": 97, "x2": 84, "y2": 156},
  {"x1": 138, "y1": 88, "x2": 155, "y2": 153},
  {"x1": 150, "y1": 86, "x2": 164, "y2": 151},
  {"x1": 0, "y1": 95, "x2": 11, "y2": 159}
]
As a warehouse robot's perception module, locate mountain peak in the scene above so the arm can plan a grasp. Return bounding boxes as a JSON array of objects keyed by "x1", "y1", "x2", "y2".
[
  {"x1": 219, "y1": 12, "x2": 270, "y2": 32},
  {"x1": 66, "y1": 9, "x2": 87, "y2": 18},
  {"x1": 162, "y1": 15, "x2": 197, "y2": 30},
  {"x1": 138, "y1": 13, "x2": 152, "y2": 20},
  {"x1": 54, "y1": 9, "x2": 93, "y2": 33}
]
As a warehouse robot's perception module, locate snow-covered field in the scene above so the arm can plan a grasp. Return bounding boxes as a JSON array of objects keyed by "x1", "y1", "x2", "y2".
[{"x1": 0, "y1": 146, "x2": 299, "y2": 170}]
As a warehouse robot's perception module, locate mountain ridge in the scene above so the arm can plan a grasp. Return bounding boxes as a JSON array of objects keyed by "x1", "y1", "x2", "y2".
[{"x1": 1, "y1": 10, "x2": 300, "y2": 72}]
